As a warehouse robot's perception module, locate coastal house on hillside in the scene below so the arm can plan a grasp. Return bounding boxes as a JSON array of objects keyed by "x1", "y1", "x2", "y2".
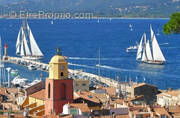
[{"x1": 157, "y1": 90, "x2": 180, "y2": 107}]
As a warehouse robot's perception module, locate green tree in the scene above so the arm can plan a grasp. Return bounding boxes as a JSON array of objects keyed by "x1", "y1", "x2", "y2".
[{"x1": 163, "y1": 12, "x2": 180, "y2": 35}]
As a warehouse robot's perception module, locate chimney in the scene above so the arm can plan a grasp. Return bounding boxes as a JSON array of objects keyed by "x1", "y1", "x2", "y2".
[{"x1": 168, "y1": 88, "x2": 172, "y2": 91}]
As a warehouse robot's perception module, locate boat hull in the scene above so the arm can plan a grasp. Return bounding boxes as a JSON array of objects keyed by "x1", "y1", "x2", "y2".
[{"x1": 141, "y1": 60, "x2": 165, "y2": 65}]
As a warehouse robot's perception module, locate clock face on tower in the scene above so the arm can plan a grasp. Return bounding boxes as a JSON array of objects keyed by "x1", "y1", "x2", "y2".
[{"x1": 60, "y1": 66, "x2": 65, "y2": 70}]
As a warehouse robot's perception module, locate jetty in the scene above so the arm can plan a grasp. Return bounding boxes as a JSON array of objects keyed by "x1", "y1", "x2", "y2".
[{"x1": 3, "y1": 56, "x2": 123, "y2": 88}]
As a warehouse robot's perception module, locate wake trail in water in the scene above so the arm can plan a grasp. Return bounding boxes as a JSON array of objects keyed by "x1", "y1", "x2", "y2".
[
  {"x1": 68, "y1": 62, "x2": 180, "y2": 79},
  {"x1": 68, "y1": 63, "x2": 95, "y2": 69},
  {"x1": 160, "y1": 43, "x2": 169, "y2": 45},
  {"x1": 67, "y1": 57, "x2": 123, "y2": 61}
]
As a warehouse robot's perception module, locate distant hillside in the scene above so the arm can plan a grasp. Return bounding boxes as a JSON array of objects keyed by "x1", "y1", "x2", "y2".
[{"x1": 0, "y1": 0, "x2": 180, "y2": 17}]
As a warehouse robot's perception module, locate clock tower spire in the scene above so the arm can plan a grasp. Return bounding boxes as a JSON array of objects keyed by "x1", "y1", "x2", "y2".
[{"x1": 45, "y1": 48, "x2": 73, "y2": 115}]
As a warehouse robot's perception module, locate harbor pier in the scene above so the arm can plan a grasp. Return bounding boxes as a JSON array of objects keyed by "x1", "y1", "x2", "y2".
[{"x1": 3, "y1": 56, "x2": 125, "y2": 88}]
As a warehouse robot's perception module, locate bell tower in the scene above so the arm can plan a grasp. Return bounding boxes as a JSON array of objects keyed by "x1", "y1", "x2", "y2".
[{"x1": 45, "y1": 48, "x2": 73, "y2": 116}]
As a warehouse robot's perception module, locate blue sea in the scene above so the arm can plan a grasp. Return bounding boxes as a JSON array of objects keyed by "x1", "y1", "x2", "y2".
[{"x1": 0, "y1": 18, "x2": 180, "y2": 90}]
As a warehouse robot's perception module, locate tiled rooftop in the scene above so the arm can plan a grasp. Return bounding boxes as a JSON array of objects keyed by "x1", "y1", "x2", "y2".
[{"x1": 29, "y1": 89, "x2": 45, "y2": 100}]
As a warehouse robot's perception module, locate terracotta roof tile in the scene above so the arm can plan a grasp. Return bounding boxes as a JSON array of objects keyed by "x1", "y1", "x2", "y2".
[
  {"x1": 70, "y1": 103, "x2": 90, "y2": 112},
  {"x1": 153, "y1": 107, "x2": 171, "y2": 117},
  {"x1": 74, "y1": 91, "x2": 101, "y2": 103},
  {"x1": 114, "y1": 99, "x2": 124, "y2": 104},
  {"x1": 102, "y1": 87, "x2": 116, "y2": 96},
  {"x1": 29, "y1": 89, "x2": 45, "y2": 100},
  {"x1": 1, "y1": 103, "x2": 18, "y2": 111},
  {"x1": 168, "y1": 106, "x2": 180, "y2": 113},
  {"x1": 0, "y1": 88, "x2": 18, "y2": 96},
  {"x1": 95, "y1": 94, "x2": 109, "y2": 103},
  {"x1": 164, "y1": 90, "x2": 180, "y2": 97}
]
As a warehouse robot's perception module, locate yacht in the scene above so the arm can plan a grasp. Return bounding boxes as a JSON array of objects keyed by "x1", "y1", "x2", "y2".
[{"x1": 11, "y1": 76, "x2": 28, "y2": 87}]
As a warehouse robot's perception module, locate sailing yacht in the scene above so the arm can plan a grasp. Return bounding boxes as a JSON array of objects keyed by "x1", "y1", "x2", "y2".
[
  {"x1": 136, "y1": 26, "x2": 166, "y2": 65},
  {"x1": 16, "y1": 19, "x2": 43, "y2": 60}
]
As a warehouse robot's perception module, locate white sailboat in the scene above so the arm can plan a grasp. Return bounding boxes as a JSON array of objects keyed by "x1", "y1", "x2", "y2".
[
  {"x1": 129, "y1": 24, "x2": 133, "y2": 31},
  {"x1": 136, "y1": 26, "x2": 166, "y2": 65},
  {"x1": 16, "y1": 19, "x2": 43, "y2": 60}
]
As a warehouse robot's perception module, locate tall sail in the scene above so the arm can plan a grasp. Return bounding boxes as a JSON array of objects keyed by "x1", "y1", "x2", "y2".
[
  {"x1": 136, "y1": 34, "x2": 144, "y2": 60},
  {"x1": 20, "y1": 39, "x2": 24, "y2": 56},
  {"x1": 151, "y1": 26, "x2": 166, "y2": 62},
  {"x1": 22, "y1": 29, "x2": 31, "y2": 56},
  {"x1": 141, "y1": 34, "x2": 147, "y2": 62},
  {"x1": 145, "y1": 40, "x2": 153, "y2": 61},
  {"x1": 16, "y1": 27, "x2": 22, "y2": 54},
  {"x1": 27, "y1": 24, "x2": 43, "y2": 56},
  {"x1": 152, "y1": 34, "x2": 166, "y2": 62},
  {"x1": 141, "y1": 47, "x2": 147, "y2": 62}
]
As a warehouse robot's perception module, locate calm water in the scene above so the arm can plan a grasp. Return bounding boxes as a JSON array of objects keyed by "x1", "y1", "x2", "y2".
[{"x1": 0, "y1": 18, "x2": 180, "y2": 89}]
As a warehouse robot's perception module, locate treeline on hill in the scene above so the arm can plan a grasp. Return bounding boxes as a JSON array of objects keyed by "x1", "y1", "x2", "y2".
[{"x1": 0, "y1": 0, "x2": 180, "y2": 17}]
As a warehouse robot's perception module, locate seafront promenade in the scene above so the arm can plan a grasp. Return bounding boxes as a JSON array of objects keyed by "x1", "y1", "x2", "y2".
[{"x1": 3, "y1": 56, "x2": 121, "y2": 87}]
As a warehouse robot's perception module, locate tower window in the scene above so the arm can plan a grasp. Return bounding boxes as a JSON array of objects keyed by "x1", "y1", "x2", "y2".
[
  {"x1": 60, "y1": 83, "x2": 66, "y2": 100},
  {"x1": 48, "y1": 83, "x2": 51, "y2": 99},
  {"x1": 60, "y1": 72, "x2": 64, "y2": 77}
]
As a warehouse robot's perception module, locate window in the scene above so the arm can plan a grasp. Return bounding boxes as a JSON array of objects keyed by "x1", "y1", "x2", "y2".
[
  {"x1": 61, "y1": 72, "x2": 64, "y2": 77},
  {"x1": 60, "y1": 83, "x2": 66, "y2": 100},
  {"x1": 82, "y1": 83, "x2": 86, "y2": 86},
  {"x1": 48, "y1": 83, "x2": 51, "y2": 98}
]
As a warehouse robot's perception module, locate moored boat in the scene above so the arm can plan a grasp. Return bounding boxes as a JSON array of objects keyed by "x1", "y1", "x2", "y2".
[{"x1": 11, "y1": 76, "x2": 28, "y2": 87}]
